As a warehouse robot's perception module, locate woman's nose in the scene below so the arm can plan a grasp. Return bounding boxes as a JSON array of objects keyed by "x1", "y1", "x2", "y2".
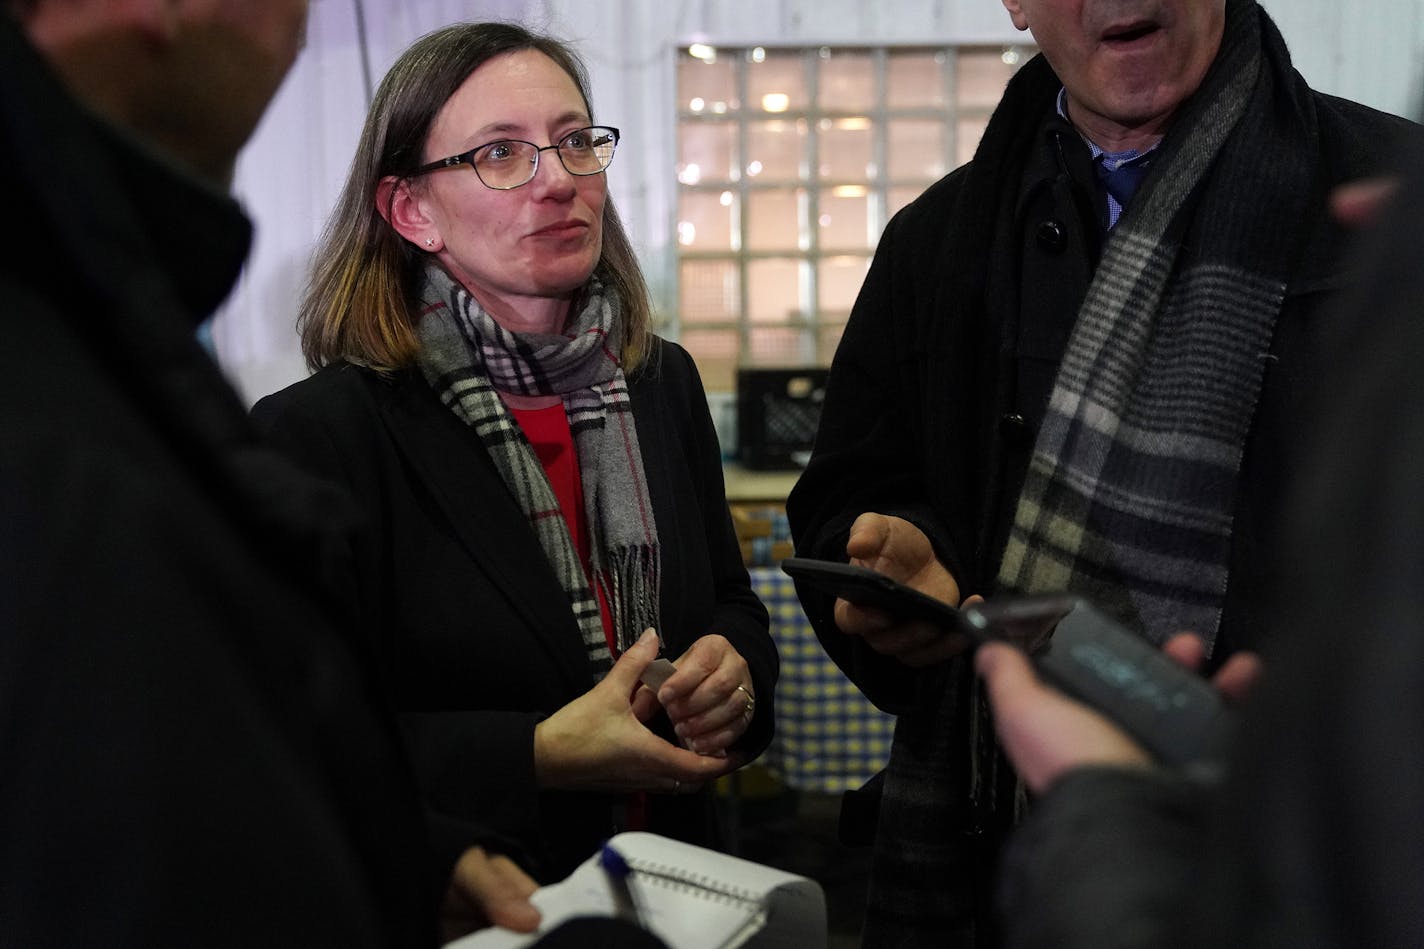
[{"x1": 529, "y1": 146, "x2": 577, "y2": 194}]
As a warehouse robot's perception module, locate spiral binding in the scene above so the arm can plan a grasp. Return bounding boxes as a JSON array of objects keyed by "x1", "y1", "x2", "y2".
[{"x1": 625, "y1": 854, "x2": 768, "y2": 912}]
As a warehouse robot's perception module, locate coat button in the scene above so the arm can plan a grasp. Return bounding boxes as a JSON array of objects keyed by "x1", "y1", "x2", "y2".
[
  {"x1": 999, "y1": 412, "x2": 1027, "y2": 440},
  {"x1": 1035, "y1": 219, "x2": 1066, "y2": 253}
]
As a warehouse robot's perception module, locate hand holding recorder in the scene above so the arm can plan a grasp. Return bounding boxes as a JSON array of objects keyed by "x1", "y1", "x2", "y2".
[
  {"x1": 781, "y1": 556, "x2": 1240, "y2": 770},
  {"x1": 975, "y1": 634, "x2": 1261, "y2": 794}
]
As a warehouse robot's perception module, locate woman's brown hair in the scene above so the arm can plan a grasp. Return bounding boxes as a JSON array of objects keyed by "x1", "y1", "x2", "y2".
[{"x1": 298, "y1": 22, "x2": 651, "y2": 373}]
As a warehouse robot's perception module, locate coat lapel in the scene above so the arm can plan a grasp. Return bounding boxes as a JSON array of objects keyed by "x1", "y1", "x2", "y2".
[{"x1": 378, "y1": 373, "x2": 596, "y2": 693}]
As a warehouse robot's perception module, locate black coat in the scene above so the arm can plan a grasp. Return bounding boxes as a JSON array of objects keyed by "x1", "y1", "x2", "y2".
[
  {"x1": 998, "y1": 127, "x2": 1424, "y2": 949},
  {"x1": 786, "y1": 14, "x2": 1417, "y2": 945},
  {"x1": 251, "y1": 340, "x2": 777, "y2": 882},
  {"x1": 0, "y1": 18, "x2": 437, "y2": 947},
  {"x1": 789, "y1": 64, "x2": 1414, "y2": 711}
]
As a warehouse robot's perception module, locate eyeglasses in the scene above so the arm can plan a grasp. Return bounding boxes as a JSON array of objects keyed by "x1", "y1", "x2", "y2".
[{"x1": 410, "y1": 125, "x2": 620, "y2": 190}]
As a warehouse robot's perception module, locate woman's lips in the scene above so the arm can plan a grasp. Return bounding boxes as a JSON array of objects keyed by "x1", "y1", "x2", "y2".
[{"x1": 530, "y1": 221, "x2": 588, "y2": 239}]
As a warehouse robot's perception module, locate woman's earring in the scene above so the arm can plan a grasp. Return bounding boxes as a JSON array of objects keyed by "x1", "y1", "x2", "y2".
[{"x1": 425, "y1": 238, "x2": 435, "y2": 248}]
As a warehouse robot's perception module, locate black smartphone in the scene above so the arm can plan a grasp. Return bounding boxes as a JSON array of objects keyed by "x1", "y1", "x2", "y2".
[
  {"x1": 780, "y1": 556, "x2": 1234, "y2": 768},
  {"x1": 779, "y1": 556, "x2": 973, "y2": 631}
]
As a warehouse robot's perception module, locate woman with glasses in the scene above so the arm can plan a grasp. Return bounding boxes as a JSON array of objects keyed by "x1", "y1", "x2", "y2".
[{"x1": 251, "y1": 21, "x2": 777, "y2": 883}]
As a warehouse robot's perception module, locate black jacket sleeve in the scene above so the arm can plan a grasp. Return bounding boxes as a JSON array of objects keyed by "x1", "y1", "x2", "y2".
[
  {"x1": 786, "y1": 188, "x2": 971, "y2": 714},
  {"x1": 997, "y1": 768, "x2": 1209, "y2": 949}
]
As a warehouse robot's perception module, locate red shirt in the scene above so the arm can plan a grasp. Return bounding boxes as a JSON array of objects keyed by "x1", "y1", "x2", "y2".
[
  {"x1": 509, "y1": 402, "x2": 647, "y2": 830},
  {"x1": 508, "y1": 403, "x2": 616, "y2": 651}
]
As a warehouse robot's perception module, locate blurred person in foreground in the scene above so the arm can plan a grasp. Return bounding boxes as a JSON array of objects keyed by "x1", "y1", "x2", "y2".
[
  {"x1": 977, "y1": 161, "x2": 1424, "y2": 947},
  {"x1": 786, "y1": 0, "x2": 1418, "y2": 943},
  {"x1": 251, "y1": 22, "x2": 778, "y2": 883},
  {"x1": 0, "y1": 1, "x2": 617, "y2": 945}
]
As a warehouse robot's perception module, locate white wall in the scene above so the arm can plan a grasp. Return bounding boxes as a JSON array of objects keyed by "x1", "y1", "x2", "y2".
[{"x1": 211, "y1": 0, "x2": 1424, "y2": 404}]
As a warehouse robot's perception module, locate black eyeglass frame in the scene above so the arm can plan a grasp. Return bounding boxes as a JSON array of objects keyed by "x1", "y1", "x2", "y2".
[{"x1": 408, "y1": 125, "x2": 621, "y2": 190}]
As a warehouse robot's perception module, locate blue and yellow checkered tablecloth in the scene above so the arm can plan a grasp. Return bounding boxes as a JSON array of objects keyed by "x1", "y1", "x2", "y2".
[{"x1": 751, "y1": 566, "x2": 896, "y2": 793}]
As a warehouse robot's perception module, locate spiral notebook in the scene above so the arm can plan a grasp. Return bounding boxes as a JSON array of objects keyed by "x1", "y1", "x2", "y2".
[{"x1": 449, "y1": 831, "x2": 826, "y2": 949}]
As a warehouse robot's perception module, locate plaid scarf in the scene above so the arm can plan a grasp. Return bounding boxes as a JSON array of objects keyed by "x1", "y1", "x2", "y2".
[
  {"x1": 414, "y1": 264, "x2": 661, "y2": 679},
  {"x1": 994, "y1": 0, "x2": 1310, "y2": 655},
  {"x1": 861, "y1": 2, "x2": 1322, "y2": 944}
]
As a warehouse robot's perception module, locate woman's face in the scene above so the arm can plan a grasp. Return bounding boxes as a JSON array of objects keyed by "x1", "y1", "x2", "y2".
[{"x1": 416, "y1": 50, "x2": 607, "y2": 328}]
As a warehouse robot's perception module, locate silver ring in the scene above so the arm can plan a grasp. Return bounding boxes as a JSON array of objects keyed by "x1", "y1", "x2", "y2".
[{"x1": 736, "y1": 684, "x2": 755, "y2": 718}]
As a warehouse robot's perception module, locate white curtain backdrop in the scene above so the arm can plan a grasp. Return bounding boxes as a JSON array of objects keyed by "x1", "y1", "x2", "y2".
[
  {"x1": 210, "y1": 0, "x2": 1424, "y2": 406},
  {"x1": 211, "y1": 0, "x2": 559, "y2": 403}
]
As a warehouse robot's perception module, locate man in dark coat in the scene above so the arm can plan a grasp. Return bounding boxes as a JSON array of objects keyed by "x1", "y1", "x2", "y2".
[
  {"x1": 977, "y1": 156, "x2": 1424, "y2": 947},
  {"x1": 786, "y1": 0, "x2": 1417, "y2": 944},
  {"x1": 0, "y1": 2, "x2": 553, "y2": 945}
]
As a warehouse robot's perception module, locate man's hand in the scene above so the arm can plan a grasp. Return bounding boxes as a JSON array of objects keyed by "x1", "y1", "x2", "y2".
[
  {"x1": 976, "y1": 632, "x2": 1263, "y2": 795},
  {"x1": 835, "y1": 513, "x2": 970, "y2": 666},
  {"x1": 1330, "y1": 176, "x2": 1399, "y2": 229},
  {"x1": 440, "y1": 846, "x2": 541, "y2": 943},
  {"x1": 1158, "y1": 632, "x2": 1262, "y2": 705},
  {"x1": 975, "y1": 642, "x2": 1151, "y2": 794}
]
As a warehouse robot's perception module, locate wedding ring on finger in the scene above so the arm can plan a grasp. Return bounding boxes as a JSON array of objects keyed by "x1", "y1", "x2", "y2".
[{"x1": 735, "y1": 684, "x2": 755, "y2": 721}]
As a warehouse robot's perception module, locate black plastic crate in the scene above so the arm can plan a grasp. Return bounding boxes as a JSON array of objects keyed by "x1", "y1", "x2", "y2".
[{"x1": 736, "y1": 368, "x2": 829, "y2": 470}]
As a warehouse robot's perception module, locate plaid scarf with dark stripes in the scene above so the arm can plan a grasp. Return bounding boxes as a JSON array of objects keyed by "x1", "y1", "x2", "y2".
[
  {"x1": 861, "y1": 2, "x2": 1323, "y2": 944},
  {"x1": 994, "y1": 0, "x2": 1309, "y2": 655},
  {"x1": 415, "y1": 264, "x2": 661, "y2": 678}
]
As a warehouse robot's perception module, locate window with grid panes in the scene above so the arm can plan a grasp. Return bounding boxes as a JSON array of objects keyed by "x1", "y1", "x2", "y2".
[{"x1": 674, "y1": 44, "x2": 1033, "y2": 391}]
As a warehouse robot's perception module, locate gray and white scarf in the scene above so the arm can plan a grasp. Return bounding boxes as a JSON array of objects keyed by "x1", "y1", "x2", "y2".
[{"x1": 415, "y1": 264, "x2": 660, "y2": 678}]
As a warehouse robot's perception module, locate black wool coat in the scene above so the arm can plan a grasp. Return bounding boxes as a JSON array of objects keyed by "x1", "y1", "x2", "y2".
[
  {"x1": 789, "y1": 62, "x2": 1416, "y2": 710},
  {"x1": 252, "y1": 339, "x2": 777, "y2": 882},
  {"x1": 1, "y1": 17, "x2": 439, "y2": 948},
  {"x1": 787, "y1": 22, "x2": 1418, "y2": 946},
  {"x1": 999, "y1": 133, "x2": 1424, "y2": 949}
]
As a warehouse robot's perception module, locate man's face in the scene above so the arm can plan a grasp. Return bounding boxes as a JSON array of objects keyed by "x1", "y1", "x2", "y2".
[
  {"x1": 1002, "y1": 0, "x2": 1226, "y2": 147},
  {"x1": 140, "y1": 0, "x2": 311, "y2": 183},
  {"x1": 23, "y1": 0, "x2": 309, "y2": 183}
]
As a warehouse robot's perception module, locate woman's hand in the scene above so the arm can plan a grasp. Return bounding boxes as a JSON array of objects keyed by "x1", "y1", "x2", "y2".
[
  {"x1": 533, "y1": 629, "x2": 737, "y2": 793},
  {"x1": 655, "y1": 634, "x2": 757, "y2": 759}
]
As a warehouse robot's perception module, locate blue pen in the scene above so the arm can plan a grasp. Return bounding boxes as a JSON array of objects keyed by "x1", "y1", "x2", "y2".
[{"x1": 599, "y1": 841, "x2": 646, "y2": 928}]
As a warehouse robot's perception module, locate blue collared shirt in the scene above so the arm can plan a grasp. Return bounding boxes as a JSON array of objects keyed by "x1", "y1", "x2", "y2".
[{"x1": 1056, "y1": 88, "x2": 1159, "y2": 229}]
